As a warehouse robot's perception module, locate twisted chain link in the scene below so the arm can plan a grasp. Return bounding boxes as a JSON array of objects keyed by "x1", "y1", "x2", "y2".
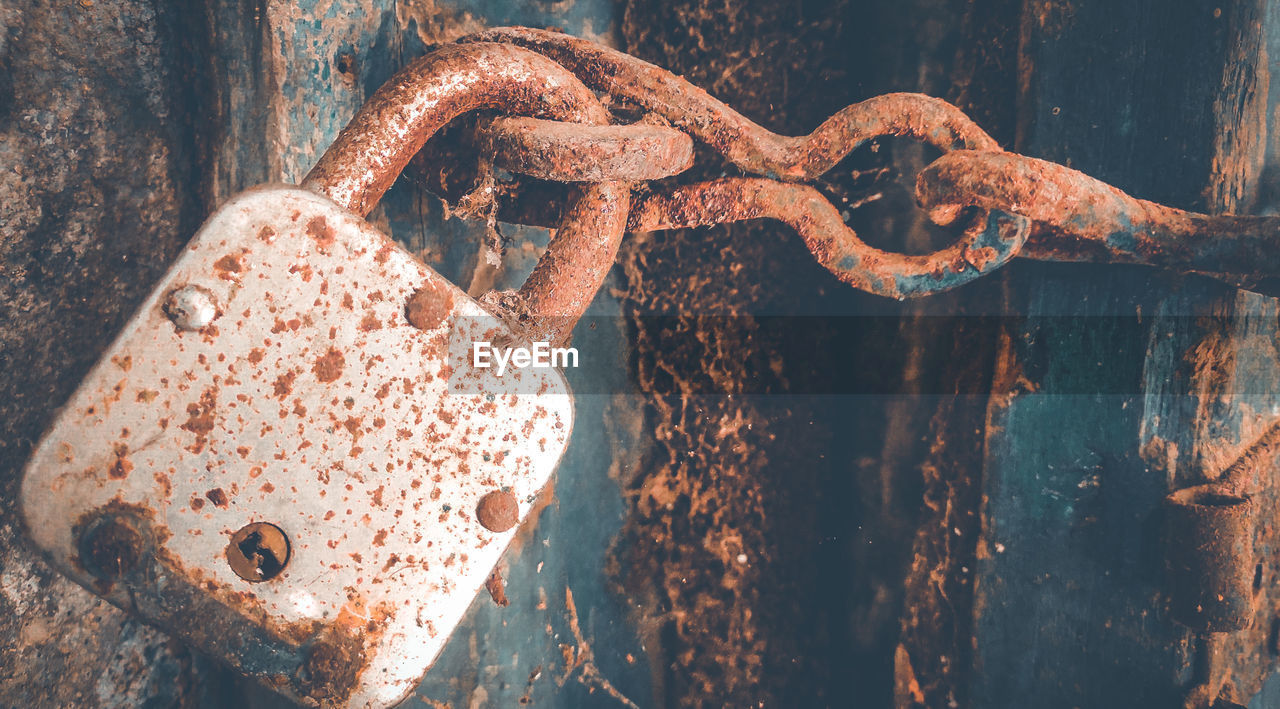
[
  {"x1": 303, "y1": 27, "x2": 1280, "y2": 341},
  {"x1": 465, "y1": 27, "x2": 1280, "y2": 299}
]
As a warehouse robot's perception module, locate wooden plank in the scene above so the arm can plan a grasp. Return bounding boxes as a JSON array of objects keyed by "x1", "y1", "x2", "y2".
[{"x1": 971, "y1": 1, "x2": 1275, "y2": 706}]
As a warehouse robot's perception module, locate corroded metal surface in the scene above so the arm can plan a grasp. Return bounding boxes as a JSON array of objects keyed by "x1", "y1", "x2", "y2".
[
  {"x1": 20, "y1": 187, "x2": 573, "y2": 708},
  {"x1": 302, "y1": 41, "x2": 629, "y2": 346},
  {"x1": 432, "y1": 28, "x2": 1280, "y2": 302},
  {"x1": 462, "y1": 28, "x2": 1033, "y2": 298},
  {"x1": 627, "y1": 178, "x2": 1029, "y2": 298},
  {"x1": 14, "y1": 12, "x2": 1280, "y2": 708},
  {"x1": 1164, "y1": 486, "x2": 1256, "y2": 633},
  {"x1": 468, "y1": 27, "x2": 1001, "y2": 179},
  {"x1": 916, "y1": 150, "x2": 1280, "y2": 291},
  {"x1": 478, "y1": 116, "x2": 694, "y2": 181},
  {"x1": 301, "y1": 42, "x2": 613, "y2": 217},
  {"x1": 1165, "y1": 419, "x2": 1280, "y2": 633}
]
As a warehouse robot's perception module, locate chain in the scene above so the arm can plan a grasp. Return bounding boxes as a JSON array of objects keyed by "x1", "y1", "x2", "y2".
[
  {"x1": 304, "y1": 28, "x2": 1280, "y2": 336},
  {"x1": 476, "y1": 28, "x2": 1280, "y2": 296}
]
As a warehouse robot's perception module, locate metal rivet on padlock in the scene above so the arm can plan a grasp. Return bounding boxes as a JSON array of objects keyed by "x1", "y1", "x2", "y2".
[
  {"x1": 164, "y1": 284, "x2": 219, "y2": 330},
  {"x1": 76, "y1": 510, "x2": 150, "y2": 582},
  {"x1": 476, "y1": 489, "x2": 520, "y2": 532},
  {"x1": 20, "y1": 39, "x2": 617, "y2": 709}
]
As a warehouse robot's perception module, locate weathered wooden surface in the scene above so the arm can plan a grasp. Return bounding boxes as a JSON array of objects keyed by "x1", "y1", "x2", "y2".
[
  {"x1": 967, "y1": 2, "x2": 1280, "y2": 707},
  {"x1": 0, "y1": 2, "x2": 223, "y2": 705}
]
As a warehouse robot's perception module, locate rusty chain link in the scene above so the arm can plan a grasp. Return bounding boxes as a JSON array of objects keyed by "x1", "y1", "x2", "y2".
[
  {"x1": 302, "y1": 41, "x2": 630, "y2": 345},
  {"x1": 305, "y1": 27, "x2": 1280, "y2": 337}
]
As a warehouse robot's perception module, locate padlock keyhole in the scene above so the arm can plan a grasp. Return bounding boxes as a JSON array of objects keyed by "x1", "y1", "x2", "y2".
[{"x1": 227, "y1": 522, "x2": 290, "y2": 582}]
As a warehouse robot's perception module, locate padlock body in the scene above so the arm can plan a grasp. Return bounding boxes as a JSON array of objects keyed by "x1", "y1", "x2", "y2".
[{"x1": 20, "y1": 186, "x2": 573, "y2": 708}]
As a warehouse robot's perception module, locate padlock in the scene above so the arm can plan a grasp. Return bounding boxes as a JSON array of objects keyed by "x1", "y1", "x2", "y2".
[{"x1": 19, "y1": 42, "x2": 627, "y2": 708}]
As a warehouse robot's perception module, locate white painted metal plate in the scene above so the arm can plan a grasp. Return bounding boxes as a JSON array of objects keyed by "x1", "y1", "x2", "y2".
[{"x1": 20, "y1": 186, "x2": 573, "y2": 708}]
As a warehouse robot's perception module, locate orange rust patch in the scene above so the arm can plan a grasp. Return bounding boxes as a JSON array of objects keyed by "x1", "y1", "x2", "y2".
[
  {"x1": 476, "y1": 490, "x2": 520, "y2": 532},
  {"x1": 214, "y1": 251, "x2": 247, "y2": 280},
  {"x1": 273, "y1": 370, "x2": 297, "y2": 399},
  {"x1": 485, "y1": 567, "x2": 510, "y2": 607},
  {"x1": 405, "y1": 281, "x2": 453, "y2": 331},
  {"x1": 154, "y1": 471, "x2": 172, "y2": 498},
  {"x1": 306, "y1": 215, "x2": 337, "y2": 254},
  {"x1": 289, "y1": 263, "x2": 314, "y2": 282},
  {"x1": 206, "y1": 488, "x2": 228, "y2": 508},
  {"x1": 179, "y1": 388, "x2": 217, "y2": 453},
  {"x1": 313, "y1": 348, "x2": 346, "y2": 383},
  {"x1": 108, "y1": 443, "x2": 133, "y2": 480}
]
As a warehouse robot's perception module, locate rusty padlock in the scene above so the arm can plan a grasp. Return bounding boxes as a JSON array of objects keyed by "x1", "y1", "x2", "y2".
[{"x1": 19, "y1": 43, "x2": 626, "y2": 707}]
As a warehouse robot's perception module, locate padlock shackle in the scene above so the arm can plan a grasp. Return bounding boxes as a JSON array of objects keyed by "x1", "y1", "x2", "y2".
[{"x1": 303, "y1": 42, "x2": 628, "y2": 345}]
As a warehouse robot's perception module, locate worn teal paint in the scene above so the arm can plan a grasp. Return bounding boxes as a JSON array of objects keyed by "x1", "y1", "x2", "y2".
[
  {"x1": 973, "y1": 267, "x2": 1196, "y2": 708},
  {"x1": 971, "y1": 1, "x2": 1278, "y2": 705}
]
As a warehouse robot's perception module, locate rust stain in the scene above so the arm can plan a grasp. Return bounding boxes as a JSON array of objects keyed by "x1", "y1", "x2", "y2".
[
  {"x1": 473, "y1": 27, "x2": 998, "y2": 179},
  {"x1": 557, "y1": 586, "x2": 639, "y2": 708},
  {"x1": 272, "y1": 370, "x2": 297, "y2": 399},
  {"x1": 300, "y1": 41, "x2": 629, "y2": 344},
  {"x1": 179, "y1": 388, "x2": 217, "y2": 453},
  {"x1": 405, "y1": 282, "x2": 453, "y2": 331},
  {"x1": 107, "y1": 443, "x2": 132, "y2": 480},
  {"x1": 305, "y1": 216, "x2": 337, "y2": 254},
  {"x1": 205, "y1": 488, "x2": 228, "y2": 508},
  {"x1": 916, "y1": 150, "x2": 1280, "y2": 291},
  {"x1": 213, "y1": 251, "x2": 247, "y2": 280},
  {"x1": 479, "y1": 115, "x2": 694, "y2": 182},
  {"x1": 475, "y1": 489, "x2": 519, "y2": 532},
  {"x1": 312, "y1": 348, "x2": 345, "y2": 383},
  {"x1": 296, "y1": 628, "x2": 366, "y2": 704},
  {"x1": 485, "y1": 566, "x2": 509, "y2": 607}
]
